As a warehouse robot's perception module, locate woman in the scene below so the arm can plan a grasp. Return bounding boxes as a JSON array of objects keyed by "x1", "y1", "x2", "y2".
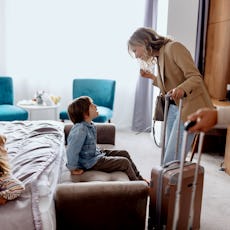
[{"x1": 128, "y1": 27, "x2": 213, "y2": 164}]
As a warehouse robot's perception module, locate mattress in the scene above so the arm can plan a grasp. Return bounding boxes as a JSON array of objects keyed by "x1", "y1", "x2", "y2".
[{"x1": 0, "y1": 120, "x2": 65, "y2": 230}]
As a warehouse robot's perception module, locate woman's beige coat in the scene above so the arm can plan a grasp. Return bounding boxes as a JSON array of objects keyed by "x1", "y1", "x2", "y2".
[{"x1": 153, "y1": 41, "x2": 214, "y2": 122}]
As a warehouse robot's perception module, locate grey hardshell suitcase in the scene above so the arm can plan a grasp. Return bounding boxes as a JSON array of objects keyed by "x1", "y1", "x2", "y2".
[{"x1": 148, "y1": 95, "x2": 204, "y2": 230}]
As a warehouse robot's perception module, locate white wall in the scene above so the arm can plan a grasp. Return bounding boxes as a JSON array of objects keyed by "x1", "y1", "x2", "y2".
[
  {"x1": 167, "y1": 0, "x2": 199, "y2": 58},
  {"x1": 157, "y1": 0, "x2": 199, "y2": 58},
  {"x1": 1, "y1": 0, "x2": 145, "y2": 129},
  {"x1": 0, "y1": 1, "x2": 6, "y2": 72},
  {"x1": 157, "y1": 0, "x2": 169, "y2": 36},
  {"x1": 0, "y1": 0, "x2": 199, "y2": 130}
]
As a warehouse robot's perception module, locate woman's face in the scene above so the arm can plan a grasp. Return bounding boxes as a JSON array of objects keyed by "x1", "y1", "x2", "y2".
[
  {"x1": 131, "y1": 45, "x2": 149, "y2": 61},
  {"x1": 130, "y1": 44, "x2": 159, "y2": 62}
]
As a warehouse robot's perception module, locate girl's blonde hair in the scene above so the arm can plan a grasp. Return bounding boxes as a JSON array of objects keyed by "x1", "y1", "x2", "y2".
[{"x1": 0, "y1": 135, "x2": 10, "y2": 176}]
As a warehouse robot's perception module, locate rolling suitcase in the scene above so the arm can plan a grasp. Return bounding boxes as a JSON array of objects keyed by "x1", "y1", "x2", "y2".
[{"x1": 148, "y1": 95, "x2": 204, "y2": 230}]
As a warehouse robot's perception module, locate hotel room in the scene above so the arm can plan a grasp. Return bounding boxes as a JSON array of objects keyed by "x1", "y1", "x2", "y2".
[{"x1": 0, "y1": 0, "x2": 230, "y2": 229}]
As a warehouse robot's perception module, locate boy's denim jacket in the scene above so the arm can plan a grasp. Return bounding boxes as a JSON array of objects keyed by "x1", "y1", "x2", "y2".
[{"x1": 66, "y1": 121, "x2": 104, "y2": 170}]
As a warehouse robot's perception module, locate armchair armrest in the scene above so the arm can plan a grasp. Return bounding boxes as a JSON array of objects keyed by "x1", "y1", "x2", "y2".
[
  {"x1": 94, "y1": 122, "x2": 115, "y2": 145},
  {"x1": 55, "y1": 181, "x2": 148, "y2": 230},
  {"x1": 64, "y1": 123, "x2": 115, "y2": 145}
]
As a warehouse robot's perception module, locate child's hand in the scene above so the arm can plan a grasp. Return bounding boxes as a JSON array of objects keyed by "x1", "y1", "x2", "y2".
[
  {"x1": 70, "y1": 169, "x2": 84, "y2": 175},
  {"x1": 0, "y1": 196, "x2": 7, "y2": 205}
]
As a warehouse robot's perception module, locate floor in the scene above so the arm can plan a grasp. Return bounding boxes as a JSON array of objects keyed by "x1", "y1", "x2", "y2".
[{"x1": 104, "y1": 129, "x2": 230, "y2": 230}]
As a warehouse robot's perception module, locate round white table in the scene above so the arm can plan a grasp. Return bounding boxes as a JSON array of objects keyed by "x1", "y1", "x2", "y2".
[{"x1": 17, "y1": 100, "x2": 60, "y2": 120}]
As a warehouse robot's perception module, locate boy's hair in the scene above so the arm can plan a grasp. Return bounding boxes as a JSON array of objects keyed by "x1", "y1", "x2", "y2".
[{"x1": 67, "y1": 96, "x2": 92, "y2": 124}]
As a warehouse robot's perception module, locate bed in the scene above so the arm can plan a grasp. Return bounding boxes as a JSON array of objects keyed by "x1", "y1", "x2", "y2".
[{"x1": 0, "y1": 120, "x2": 65, "y2": 230}]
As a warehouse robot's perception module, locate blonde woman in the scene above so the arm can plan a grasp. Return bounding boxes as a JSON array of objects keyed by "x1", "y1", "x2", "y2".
[{"x1": 128, "y1": 27, "x2": 213, "y2": 164}]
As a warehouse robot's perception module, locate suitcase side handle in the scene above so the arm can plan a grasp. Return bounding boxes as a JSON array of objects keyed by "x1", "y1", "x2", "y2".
[{"x1": 163, "y1": 160, "x2": 180, "y2": 168}]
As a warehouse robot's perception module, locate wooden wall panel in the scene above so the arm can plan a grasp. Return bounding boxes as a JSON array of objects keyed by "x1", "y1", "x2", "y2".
[
  {"x1": 209, "y1": 0, "x2": 230, "y2": 23},
  {"x1": 204, "y1": 0, "x2": 230, "y2": 99},
  {"x1": 224, "y1": 126, "x2": 230, "y2": 175}
]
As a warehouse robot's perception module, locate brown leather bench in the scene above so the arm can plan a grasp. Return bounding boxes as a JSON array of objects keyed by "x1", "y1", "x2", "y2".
[{"x1": 55, "y1": 123, "x2": 149, "y2": 230}]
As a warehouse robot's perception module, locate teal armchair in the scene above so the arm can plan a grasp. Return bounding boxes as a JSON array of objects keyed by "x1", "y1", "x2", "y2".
[
  {"x1": 0, "y1": 76, "x2": 28, "y2": 121},
  {"x1": 60, "y1": 78, "x2": 116, "y2": 123}
]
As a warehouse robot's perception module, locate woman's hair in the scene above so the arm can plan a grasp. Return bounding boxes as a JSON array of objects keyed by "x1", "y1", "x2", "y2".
[
  {"x1": 128, "y1": 27, "x2": 171, "y2": 57},
  {"x1": 67, "y1": 96, "x2": 92, "y2": 124}
]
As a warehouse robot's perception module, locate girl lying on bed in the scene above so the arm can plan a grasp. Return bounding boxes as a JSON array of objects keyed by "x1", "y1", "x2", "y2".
[{"x1": 0, "y1": 134, "x2": 25, "y2": 205}]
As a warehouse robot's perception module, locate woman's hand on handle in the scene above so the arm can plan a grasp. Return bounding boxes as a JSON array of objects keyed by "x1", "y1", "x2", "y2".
[{"x1": 168, "y1": 87, "x2": 185, "y2": 100}]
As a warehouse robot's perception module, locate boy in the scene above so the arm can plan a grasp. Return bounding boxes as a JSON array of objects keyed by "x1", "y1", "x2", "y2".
[{"x1": 66, "y1": 96, "x2": 144, "y2": 181}]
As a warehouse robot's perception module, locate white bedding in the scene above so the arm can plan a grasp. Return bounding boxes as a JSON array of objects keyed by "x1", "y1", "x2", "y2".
[{"x1": 0, "y1": 120, "x2": 65, "y2": 230}]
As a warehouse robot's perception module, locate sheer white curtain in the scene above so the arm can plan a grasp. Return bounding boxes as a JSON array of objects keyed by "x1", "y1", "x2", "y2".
[{"x1": 132, "y1": 0, "x2": 158, "y2": 132}]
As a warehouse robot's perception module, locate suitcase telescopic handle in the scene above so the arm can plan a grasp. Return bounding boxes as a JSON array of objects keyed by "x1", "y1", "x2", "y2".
[
  {"x1": 160, "y1": 94, "x2": 171, "y2": 165},
  {"x1": 172, "y1": 120, "x2": 205, "y2": 230},
  {"x1": 184, "y1": 120, "x2": 197, "y2": 131},
  {"x1": 185, "y1": 120, "x2": 205, "y2": 230},
  {"x1": 174, "y1": 97, "x2": 183, "y2": 161}
]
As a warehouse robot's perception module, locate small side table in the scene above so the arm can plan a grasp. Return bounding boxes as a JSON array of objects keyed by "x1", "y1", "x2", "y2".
[
  {"x1": 212, "y1": 98, "x2": 230, "y2": 108},
  {"x1": 17, "y1": 100, "x2": 60, "y2": 121}
]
